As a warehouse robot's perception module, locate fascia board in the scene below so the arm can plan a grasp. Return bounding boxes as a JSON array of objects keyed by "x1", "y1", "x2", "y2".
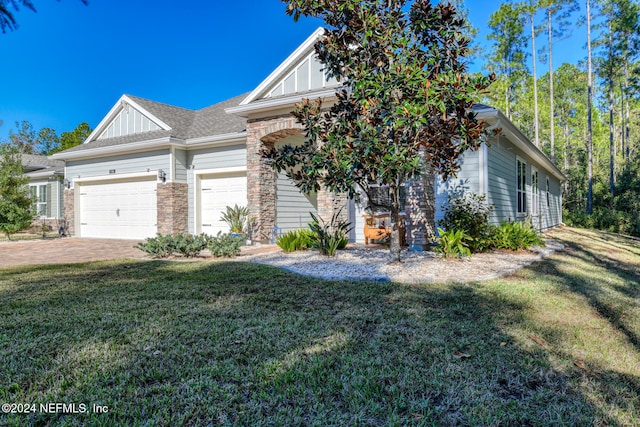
[
  {"x1": 83, "y1": 94, "x2": 172, "y2": 144},
  {"x1": 226, "y1": 88, "x2": 337, "y2": 118},
  {"x1": 240, "y1": 27, "x2": 325, "y2": 106},
  {"x1": 49, "y1": 137, "x2": 179, "y2": 161},
  {"x1": 185, "y1": 132, "x2": 247, "y2": 147}
]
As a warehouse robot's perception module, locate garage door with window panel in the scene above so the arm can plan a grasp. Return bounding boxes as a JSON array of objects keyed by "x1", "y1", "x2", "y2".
[
  {"x1": 78, "y1": 177, "x2": 157, "y2": 239},
  {"x1": 199, "y1": 173, "x2": 247, "y2": 235}
]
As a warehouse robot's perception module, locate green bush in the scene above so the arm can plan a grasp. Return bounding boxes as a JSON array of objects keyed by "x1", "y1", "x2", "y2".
[
  {"x1": 309, "y1": 209, "x2": 352, "y2": 257},
  {"x1": 173, "y1": 233, "x2": 208, "y2": 258},
  {"x1": 439, "y1": 193, "x2": 494, "y2": 253},
  {"x1": 493, "y1": 220, "x2": 544, "y2": 251},
  {"x1": 276, "y1": 229, "x2": 317, "y2": 252},
  {"x1": 435, "y1": 227, "x2": 471, "y2": 258},
  {"x1": 136, "y1": 234, "x2": 176, "y2": 258},
  {"x1": 207, "y1": 232, "x2": 244, "y2": 258},
  {"x1": 220, "y1": 204, "x2": 249, "y2": 234}
]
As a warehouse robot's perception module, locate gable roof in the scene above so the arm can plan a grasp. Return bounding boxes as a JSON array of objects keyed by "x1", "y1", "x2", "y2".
[
  {"x1": 21, "y1": 154, "x2": 64, "y2": 170},
  {"x1": 52, "y1": 93, "x2": 249, "y2": 158}
]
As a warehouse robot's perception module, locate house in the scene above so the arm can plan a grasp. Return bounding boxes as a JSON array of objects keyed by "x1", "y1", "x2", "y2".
[
  {"x1": 51, "y1": 28, "x2": 564, "y2": 246},
  {"x1": 20, "y1": 154, "x2": 66, "y2": 228}
]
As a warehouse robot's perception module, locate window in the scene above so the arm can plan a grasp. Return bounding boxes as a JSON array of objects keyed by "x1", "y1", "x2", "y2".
[
  {"x1": 517, "y1": 158, "x2": 527, "y2": 214},
  {"x1": 29, "y1": 184, "x2": 47, "y2": 217},
  {"x1": 531, "y1": 167, "x2": 539, "y2": 216},
  {"x1": 546, "y1": 178, "x2": 550, "y2": 208}
]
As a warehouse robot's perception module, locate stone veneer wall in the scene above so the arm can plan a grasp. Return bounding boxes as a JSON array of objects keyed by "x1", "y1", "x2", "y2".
[
  {"x1": 63, "y1": 188, "x2": 75, "y2": 236},
  {"x1": 246, "y1": 115, "x2": 302, "y2": 242},
  {"x1": 317, "y1": 190, "x2": 349, "y2": 224},
  {"x1": 404, "y1": 166, "x2": 436, "y2": 250},
  {"x1": 156, "y1": 182, "x2": 188, "y2": 235}
]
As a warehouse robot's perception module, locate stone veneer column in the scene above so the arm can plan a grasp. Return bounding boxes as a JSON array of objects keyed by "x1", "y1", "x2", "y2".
[
  {"x1": 404, "y1": 166, "x2": 436, "y2": 251},
  {"x1": 317, "y1": 190, "x2": 349, "y2": 224},
  {"x1": 156, "y1": 182, "x2": 188, "y2": 235},
  {"x1": 63, "y1": 188, "x2": 75, "y2": 236},
  {"x1": 246, "y1": 115, "x2": 302, "y2": 243}
]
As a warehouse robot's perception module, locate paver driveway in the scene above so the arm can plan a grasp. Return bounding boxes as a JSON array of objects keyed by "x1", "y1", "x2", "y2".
[{"x1": 0, "y1": 238, "x2": 147, "y2": 267}]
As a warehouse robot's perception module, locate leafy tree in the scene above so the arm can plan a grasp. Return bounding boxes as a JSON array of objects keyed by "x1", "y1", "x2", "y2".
[
  {"x1": 0, "y1": 0, "x2": 88, "y2": 33},
  {"x1": 486, "y1": 2, "x2": 528, "y2": 120},
  {"x1": 0, "y1": 144, "x2": 35, "y2": 239},
  {"x1": 56, "y1": 122, "x2": 91, "y2": 153},
  {"x1": 36, "y1": 127, "x2": 60, "y2": 155},
  {"x1": 267, "y1": 0, "x2": 494, "y2": 261},
  {"x1": 7, "y1": 120, "x2": 37, "y2": 153}
]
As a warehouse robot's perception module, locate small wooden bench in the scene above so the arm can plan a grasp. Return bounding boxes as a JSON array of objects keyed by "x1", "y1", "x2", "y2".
[{"x1": 363, "y1": 213, "x2": 406, "y2": 245}]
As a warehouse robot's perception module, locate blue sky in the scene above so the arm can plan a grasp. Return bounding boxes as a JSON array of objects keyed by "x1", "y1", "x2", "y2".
[{"x1": 0, "y1": 0, "x2": 587, "y2": 141}]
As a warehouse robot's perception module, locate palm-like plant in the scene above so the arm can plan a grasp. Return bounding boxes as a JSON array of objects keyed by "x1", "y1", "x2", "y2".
[{"x1": 1, "y1": 0, "x2": 88, "y2": 33}]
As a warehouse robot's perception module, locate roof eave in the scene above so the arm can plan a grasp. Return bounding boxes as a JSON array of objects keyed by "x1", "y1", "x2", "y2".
[
  {"x1": 49, "y1": 137, "x2": 180, "y2": 160},
  {"x1": 226, "y1": 88, "x2": 338, "y2": 118},
  {"x1": 185, "y1": 131, "x2": 247, "y2": 147},
  {"x1": 474, "y1": 108, "x2": 566, "y2": 182}
]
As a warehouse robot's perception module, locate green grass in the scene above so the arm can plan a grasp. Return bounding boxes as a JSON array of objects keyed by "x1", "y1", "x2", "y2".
[{"x1": 0, "y1": 227, "x2": 638, "y2": 426}]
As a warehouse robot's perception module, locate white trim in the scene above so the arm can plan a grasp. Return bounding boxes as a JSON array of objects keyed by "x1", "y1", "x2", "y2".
[
  {"x1": 84, "y1": 95, "x2": 172, "y2": 144},
  {"x1": 193, "y1": 166, "x2": 247, "y2": 176},
  {"x1": 479, "y1": 142, "x2": 488, "y2": 195},
  {"x1": 475, "y1": 107, "x2": 565, "y2": 182},
  {"x1": 169, "y1": 146, "x2": 175, "y2": 183},
  {"x1": 50, "y1": 137, "x2": 175, "y2": 160},
  {"x1": 240, "y1": 27, "x2": 325, "y2": 106},
  {"x1": 226, "y1": 88, "x2": 337, "y2": 118},
  {"x1": 516, "y1": 156, "x2": 527, "y2": 216},
  {"x1": 193, "y1": 167, "x2": 247, "y2": 235},
  {"x1": 185, "y1": 132, "x2": 247, "y2": 146},
  {"x1": 73, "y1": 171, "x2": 158, "y2": 186}
]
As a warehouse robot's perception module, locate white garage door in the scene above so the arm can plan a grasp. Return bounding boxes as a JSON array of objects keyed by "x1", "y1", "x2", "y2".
[
  {"x1": 79, "y1": 178, "x2": 157, "y2": 239},
  {"x1": 199, "y1": 173, "x2": 247, "y2": 236}
]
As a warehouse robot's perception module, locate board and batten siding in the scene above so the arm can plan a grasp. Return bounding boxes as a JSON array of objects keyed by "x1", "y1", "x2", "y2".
[
  {"x1": 486, "y1": 135, "x2": 562, "y2": 230},
  {"x1": 66, "y1": 150, "x2": 170, "y2": 183},
  {"x1": 174, "y1": 149, "x2": 188, "y2": 183},
  {"x1": 275, "y1": 171, "x2": 318, "y2": 233},
  {"x1": 434, "y1": 149, "x2": 481, "y2": 226},
  {"x1": 187, "y1": 144, "x2": 247, "y2": 234}
]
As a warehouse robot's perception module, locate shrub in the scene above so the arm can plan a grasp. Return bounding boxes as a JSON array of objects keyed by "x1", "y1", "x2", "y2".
[
  {"x1": 173, "y1": 233, "x2": 208, "y2": 258},
  {"x1": 207, "y1": 232, "x2": 244, "y2": 258},
  {"x1": 276, "y1": 229, "x2": 317, "y2": 252},
  {"x1": 220, "y1": 205, "x2": 249, "y2": 234},
  {"x1": 435, "y1": 227, "x2": 471, "y2": 258},
  {"x1": 439, "y1": 193, "x2": 494, "y2": 253},
  {"x1": 136, "y1": 234, "x2": 176, "y2": 258},
  {"x1": 493, "y1": 220, "x2": 544, "y2": 251},
  {"x1": 308, "y1": 209, "x2": 353, "y2": 256}
]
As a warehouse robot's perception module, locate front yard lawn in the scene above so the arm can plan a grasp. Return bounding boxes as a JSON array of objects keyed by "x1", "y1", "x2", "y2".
[{"x1": 0, "y1": 227, "x2": 638, "y2": 425}]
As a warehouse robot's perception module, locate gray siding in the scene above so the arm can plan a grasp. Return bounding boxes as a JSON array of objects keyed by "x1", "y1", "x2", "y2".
[
  {"x1": 486, "y1": 136, "x2": 517, "y2": 225},
  {"x1": 66, "y1": 150, "x2": 170, "y2": 182},
  {"x1": 486, "y1": 135, "x2": 563, "y2": 229},
  {"x1": 187, "y1": 169, "x2": 195, "y2": 234},
  {"x1": 187, "y1": 144, "x2": 247, "y2": 234},
  {"x1": 435, "y1": 149, "x2": 481, "y2": 226},
  {"x1": 28, "y1": 178, "x2": 63, "y2": 219},
  {"x1": 174, "y1": 149, "x2": 188, "y2": 183},
  {"x1": 187, "y1": 145, "x2": 246, "y2": 170},
  {"x1": 276, "y1": 171, "x2": 317, "y2": 233}
]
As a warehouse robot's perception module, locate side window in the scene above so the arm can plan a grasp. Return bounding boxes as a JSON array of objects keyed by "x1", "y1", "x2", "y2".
[
  {"x1": 517, "y1": 158, "x2": 527, "y2": 214},
  {"x1": 29, "y1": 184, "x2": 48, "y2": 217},
  {"x1": 546, "y1": 178, "x2": 550, "y2": 208},
  {"x1": 531, "y1": 167, "x2": 539, "y2": 216}
]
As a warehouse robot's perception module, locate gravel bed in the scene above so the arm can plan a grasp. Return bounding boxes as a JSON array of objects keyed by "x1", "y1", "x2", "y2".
[{"x1": 241, "y1": 240, "x2": 564, "y2": 284}]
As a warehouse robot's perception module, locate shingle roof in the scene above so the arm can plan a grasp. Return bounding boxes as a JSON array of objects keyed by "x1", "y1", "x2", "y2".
[
  {"x1": 60, "y1": 130, "x2": 173, "y2": 153},
  {"x1": 60, "y1": 93, "x2": 250, "y2": 156},
  {"x1": 21, "y1": 154, "x2": 65, "y2": 169}
]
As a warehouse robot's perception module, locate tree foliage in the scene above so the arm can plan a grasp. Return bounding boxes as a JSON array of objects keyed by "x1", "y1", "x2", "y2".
[
  {"x1": 3, "y1": 120, "x2": 91, "y2": 155},
  {"x1": 0, "y1": 144, "x2": 34, "y2": 238},
  {"x1": 0, "y1": 0, "x2": 88, "y2": 33},
  {"x1": 267, "y1": 0, "x2": 494, "y2": 260}
]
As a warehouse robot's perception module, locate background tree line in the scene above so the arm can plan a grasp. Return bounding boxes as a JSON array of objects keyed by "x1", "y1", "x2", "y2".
[
  {"x1": 0, "y1": 120, "x2": 91, "y2": 155},
  {"x1": 481, "y1": 0, "x2": 640, "y2": 235}
]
